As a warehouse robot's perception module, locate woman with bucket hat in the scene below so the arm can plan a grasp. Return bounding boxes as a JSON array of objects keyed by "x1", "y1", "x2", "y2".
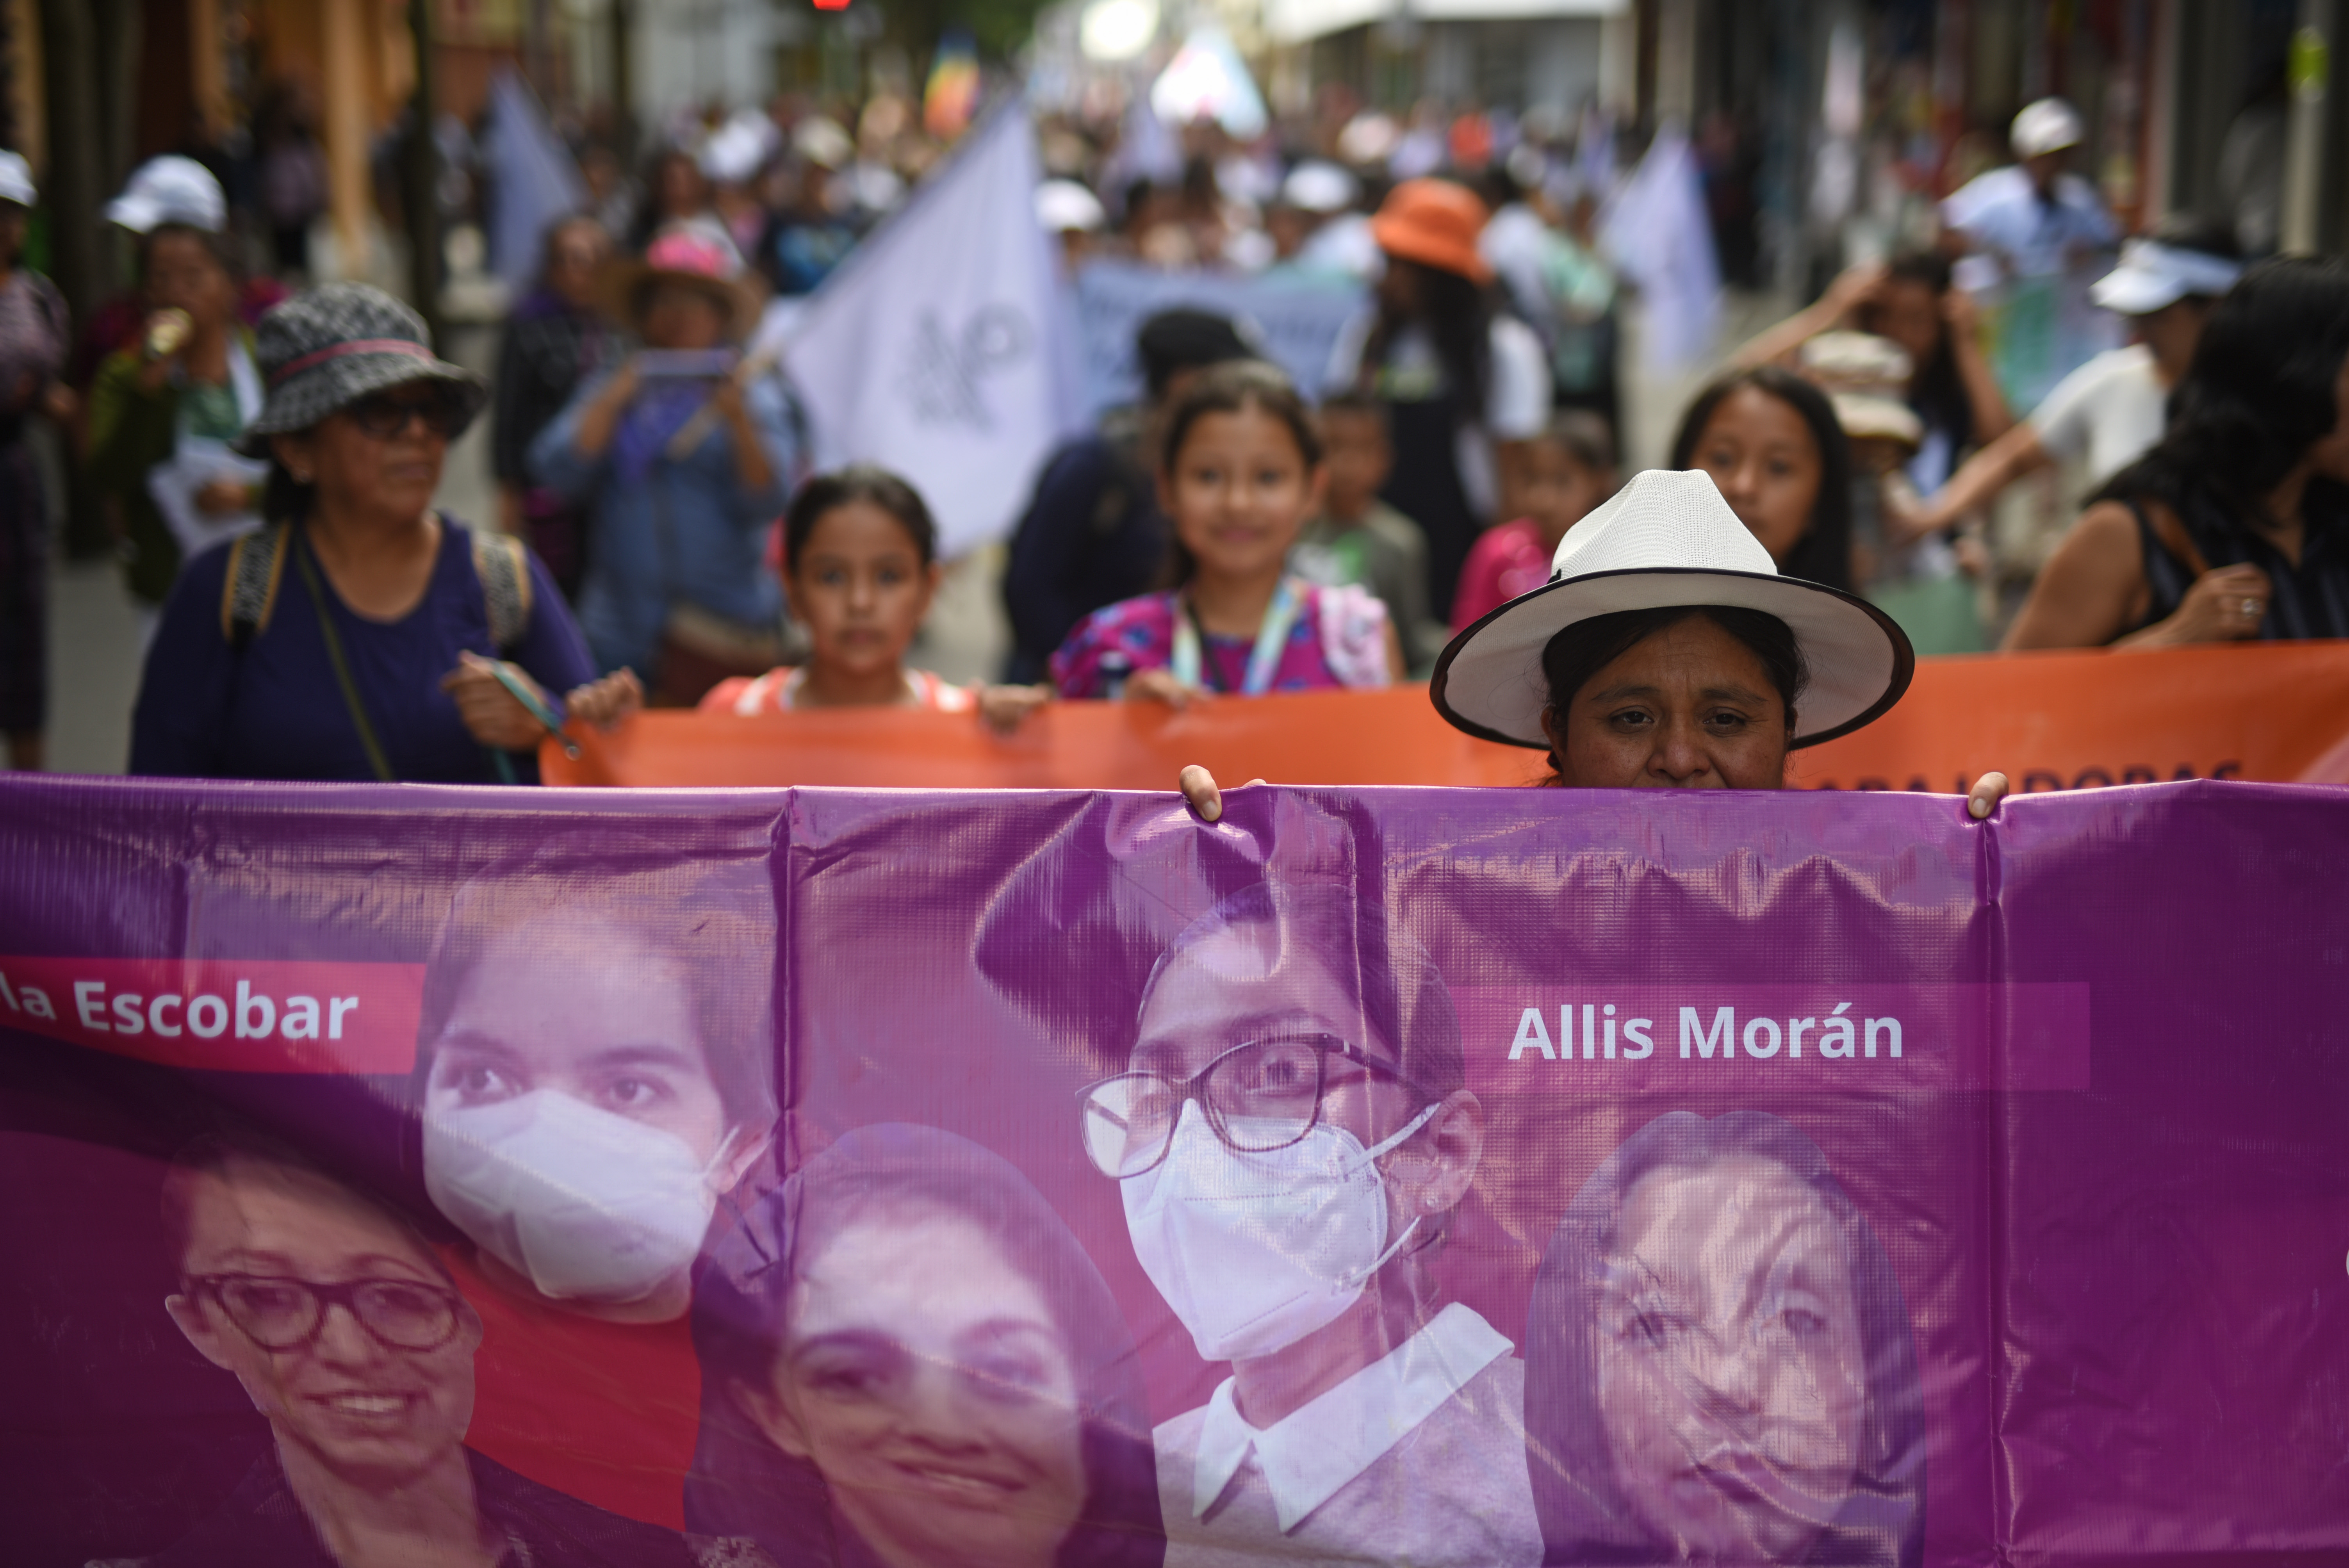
[
  {"x1": 1178, "y1": 468, "x2": 2010, "y2": 816},
  {"x1": 130, "y1": 283, "x2": 639, "y2": 783},
  {"x1": 529, "y1": 223, "x2": 797, "y2": 704},
  {"x1": 1330, "y1": 177, "x2": 1554, "y2": 615}
]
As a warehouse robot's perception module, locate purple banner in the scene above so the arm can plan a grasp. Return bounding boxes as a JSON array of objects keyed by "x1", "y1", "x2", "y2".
[{"x1": 0, "y1": 773, "x2": 2342, "y2": 1567}]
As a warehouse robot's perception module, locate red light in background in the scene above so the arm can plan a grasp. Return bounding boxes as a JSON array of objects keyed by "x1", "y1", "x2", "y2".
[{"x1": 813, "y1": 0, "x2": 851, "y2": 9}]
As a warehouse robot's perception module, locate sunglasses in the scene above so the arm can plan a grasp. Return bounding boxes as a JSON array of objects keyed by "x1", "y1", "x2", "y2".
[{"x1": 344, "y1": 387, "x2": 466, "y2": 441}]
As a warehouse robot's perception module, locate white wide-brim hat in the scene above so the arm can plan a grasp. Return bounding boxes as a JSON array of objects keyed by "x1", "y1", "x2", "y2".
[{"x1": 1431, "y1": 469, "x2": 1914, "y2": 750}]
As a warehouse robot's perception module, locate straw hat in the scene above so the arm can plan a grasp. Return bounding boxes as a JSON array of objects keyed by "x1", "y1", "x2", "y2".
[
  {"x1": 1800, "y1": 332, "x2": 1923, "y2": 451},
  {"x1": 232, "y1": 283, "x2": 486, "y2": 456},
  {"x1": 1369, "y1": 178, "x2": 1492, "y2": 283},
  {"x1": 597, "y1": 222, "x2": 763, "y2": 338},
  {"x1": 1431, "y1": 469, "x2": 1914, "y2": 748}
]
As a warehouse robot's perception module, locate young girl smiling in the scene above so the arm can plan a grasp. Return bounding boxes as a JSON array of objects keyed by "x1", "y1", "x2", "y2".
[
  {"x1": 703, "y1": 467, "x2": 1048, "y2": 730},
  {"x1": 1051, "y1": 361, "x2": 1404, "y2": 703}
]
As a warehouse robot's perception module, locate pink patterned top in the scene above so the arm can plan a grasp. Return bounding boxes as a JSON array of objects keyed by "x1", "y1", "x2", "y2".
[
  {"x1": 1050, "y1": 582, "x2": 1392, "y2": 699},
  {"x1": 1451, "y1": 518, "x2": 1556, "y2": 631}
]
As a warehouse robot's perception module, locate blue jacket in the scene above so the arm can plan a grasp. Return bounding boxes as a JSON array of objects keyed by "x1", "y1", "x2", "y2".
[{"x1": 530, "y1": 369, "x2": 796, "y2": 677}]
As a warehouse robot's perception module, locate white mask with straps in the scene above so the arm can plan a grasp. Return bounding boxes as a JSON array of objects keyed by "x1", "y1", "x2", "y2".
[
  {"x1": 1123, "y1": 1098, "x2": 1442, "y2": 1363},
  {"x1": 423, "y1": 1089, "x2": 734, "y2": 1304}
]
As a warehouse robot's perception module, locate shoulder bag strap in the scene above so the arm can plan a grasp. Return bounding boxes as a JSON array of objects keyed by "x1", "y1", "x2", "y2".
[
  {"x1": 469, "y1": 524, "x2": 533, "y2": 652},
  {"x1": 290, "y1": 527, "x2": 397, "y2": 783},
  {"x1": 221, "y1": 523, "x2": 290, "y2": 649}
]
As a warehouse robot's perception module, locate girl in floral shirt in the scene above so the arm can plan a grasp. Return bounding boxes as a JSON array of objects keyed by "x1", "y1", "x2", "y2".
[{"x1": 1052, "y1": 362, "x2": 1401, "y2": 702}]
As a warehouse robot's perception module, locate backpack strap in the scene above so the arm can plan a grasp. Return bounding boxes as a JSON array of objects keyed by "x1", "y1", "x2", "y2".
[
  {"x1": 470, "y1": 526, "x2": 533, "y2": 653},
  {"x1": 220, "y1": 523, "x2": 290, "y2": 649}
]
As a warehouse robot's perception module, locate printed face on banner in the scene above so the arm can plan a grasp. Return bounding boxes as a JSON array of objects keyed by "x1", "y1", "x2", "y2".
[
  {"x1": 691, "y1": 1123, "x2": 1159, "y2": 1568},
  {"x1": 163, "y1": 1146, "x2": 482, "y2": 1495},
  {"x1": 746, "y1": 1207, "x2": 1086, "y2": 1561},
  {"x1": 1529, "y1": 1109, "x2": 1925, "y2": 1567},
  {"x1": 413, "y1": 876, "x2": 776, "y2": 1323},
  {"x1": 1596, "y1": 1155, "x2": 1867, "y2": 1561}
]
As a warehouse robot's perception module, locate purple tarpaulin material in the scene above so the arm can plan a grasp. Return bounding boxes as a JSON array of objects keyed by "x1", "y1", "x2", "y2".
[{"x1": 1, "y1": 773, "x2": 2343, "y2": 1567}]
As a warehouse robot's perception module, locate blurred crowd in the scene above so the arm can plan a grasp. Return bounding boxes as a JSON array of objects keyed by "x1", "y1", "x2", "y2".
[{"x1": 1, "y1": 78, "x2": 2344, "y2": 784}]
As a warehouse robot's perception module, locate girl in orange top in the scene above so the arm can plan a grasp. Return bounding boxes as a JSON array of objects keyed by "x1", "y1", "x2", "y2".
[{"x1": 701, "y1": 465, "x2": 1047, "y2": 730}]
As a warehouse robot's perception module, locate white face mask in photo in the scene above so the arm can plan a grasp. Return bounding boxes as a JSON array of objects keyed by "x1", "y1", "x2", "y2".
[
  {"x1": 1123, "y1": 1098, "x2": 1439, "y2": 1363},
  {"x1": 423, "y1": 1089, "x2": 732, "y2": 1304}
]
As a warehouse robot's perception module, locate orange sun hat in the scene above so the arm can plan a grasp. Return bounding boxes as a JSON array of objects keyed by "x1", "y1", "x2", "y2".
[{"x1": 1369, "y1": 178, "x2": 1494, "y2": 283}]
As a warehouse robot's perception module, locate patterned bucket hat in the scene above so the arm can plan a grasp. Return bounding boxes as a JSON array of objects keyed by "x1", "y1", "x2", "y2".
[{"x1": 233, "y1": 282, "x2": 487, "y2": 456}]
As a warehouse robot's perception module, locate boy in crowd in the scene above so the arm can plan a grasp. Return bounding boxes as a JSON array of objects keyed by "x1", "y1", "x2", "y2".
[{"x1": 1289, "y1": 392, "x2": 1449, "y2": 674}]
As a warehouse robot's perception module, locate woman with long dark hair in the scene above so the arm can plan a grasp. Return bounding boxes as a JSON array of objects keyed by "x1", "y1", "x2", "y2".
[
  {"x1": 1334, "y1": 179, "x2": 1552, "y2": 614},
  {"x1": 687, "y1": 1123, "x2": 1165, "y2": 1568},
  {"x1": 2004, "y1": 257, "x2": 2349, "y2": 648},
  {"x1": 1735, "y1": 250, "x2": 2011, "y2": 496},
  {"x1": 1670, "y1": 366, "x2": 1857, "y2": 593},
  {"x1": 1526, "y1": 1110, "x2": 1927, "y2": 1566}
]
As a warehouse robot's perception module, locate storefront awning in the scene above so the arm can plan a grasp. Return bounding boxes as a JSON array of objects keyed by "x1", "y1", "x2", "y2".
[{"x1": 1265, "y1": 0, "x2": 1624, "y2": 46}]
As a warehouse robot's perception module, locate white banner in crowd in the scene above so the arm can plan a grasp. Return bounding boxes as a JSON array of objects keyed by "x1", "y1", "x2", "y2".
[
  {"x1": 781, "y1": 103, "x2": 1087, "y2": 559},
  {"x1": 1070, "y1": 260, "x2": 1369, "y2": 417}
]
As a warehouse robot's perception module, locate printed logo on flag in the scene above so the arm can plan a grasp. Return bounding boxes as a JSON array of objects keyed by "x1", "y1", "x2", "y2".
[
  {"x1": 898, "y1": 305, "x2": 1032, "y2": 430},
  {"x1": 0, "y1": 957, "x2": 424, "y2": 1073}
]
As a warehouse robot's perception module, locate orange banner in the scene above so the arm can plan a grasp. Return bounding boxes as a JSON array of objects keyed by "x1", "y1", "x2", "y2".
[{"x1": 542, "y1": 640, "x2": 2349, "y2": 793}]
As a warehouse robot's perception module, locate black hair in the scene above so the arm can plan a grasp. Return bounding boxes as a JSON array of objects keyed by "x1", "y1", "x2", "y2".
[
  {"x1": 781, "y1": 464, "x2": 938, "y2": 576},
  {"x1": 2147, "y1": 211, "x2": 2243, "y2": 266},
  {"x1": 1537, "y1": 408, "x2": 1618, "y2": 475},
  {"x1": 1318, "y1": 387, "x2": 1387, "y2": 422},
  {"x1": 1361, "y1": 255, "x2": 1493, "y2": 424},
  {"x1": 537, "y1": 210, "x2": 608, "y2": 278},
  {"x1": 141, "y1": 221, "x2": 244, "y2": 286},
  {"x1": 1670, "y1": 365, "x2": 1856, "y2": 591},
  {"x1": 260, "y1": 461, "x2": 314, "y2": 525},
  {"x1": 2096, "y1": 257, "x2": 2349, "y2": 536},
  {"x1": 1538, "y1": 605, "x2": 1807, "y2": 783},
  {"x1": 2095, "y1": 262, "x2": 2349, "y2": 540},
  {"x1": 1866, "y1": 248, "x2": 1974, "y2": 447},
  {"x1": 1160, "y1": 358, "x2": 1322, "y2": 478},
  {"x1": 413, "y1": 871, "x2": 779, "y2": 1139},
  {"x1": 160, "y1": 1124, "x2": 449, "y2": 1284},
  {"x1": 1134, "y1": 307, "x2": 1254, "y2": 400}
]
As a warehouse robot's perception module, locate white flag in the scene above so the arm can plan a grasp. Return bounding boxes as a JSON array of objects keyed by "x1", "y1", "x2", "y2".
[
  {"x1": 485, "y1": 68, "x2": 586, "y2": 290},
  {"x1": 781, "y1": 104, "x2": 1086, "y2": 559}
]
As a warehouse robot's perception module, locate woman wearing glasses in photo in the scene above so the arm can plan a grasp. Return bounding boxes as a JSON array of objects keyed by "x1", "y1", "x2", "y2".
[
  {"x1": 1077, "y1": 878, "x2": 1538, "y2": 1568},
  {"x1": 129, "y1": 283, "x2": 640, "y2": 783}
]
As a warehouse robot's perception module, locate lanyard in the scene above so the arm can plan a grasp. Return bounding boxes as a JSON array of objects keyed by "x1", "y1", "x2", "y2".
[{"x1": 1172, "y1": 578, "x2": 1302, "y2": 697}]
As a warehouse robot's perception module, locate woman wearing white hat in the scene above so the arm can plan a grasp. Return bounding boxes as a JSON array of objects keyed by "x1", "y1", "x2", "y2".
[
  {"x1": 1891, "y1": 218, "x2": 2244, "y2": 548},
  {"x1": 1180, "y1": 469, "x2": 2010, "y2": 816}
]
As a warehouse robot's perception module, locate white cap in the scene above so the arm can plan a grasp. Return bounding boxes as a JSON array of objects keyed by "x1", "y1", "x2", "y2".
[
  {"x1": 0, "y1": 151, "x2": 33, "y2": 209},
  {"x1": 1281, "y1": 160, "x2": 1357, "y2": 214},
  {"x1": 2010, "y1": 98, "x2": 2084, "y2": 159},
  {"x1": 1431, "y1": 469, "x2": 1913, "y2": 748},
  {"x1": 1035, "y1": 179, "x2": 1106, "y2": 234},
  {"x1": 2090, "y1": 237, "x2": 2244, "y2": 315},
  {"x1": 106, "y1": 155, "x2": 225, "y2": 233},
  {"x1": 792, "y1": 116, "x2": 854, "y2": 172},
  {"x1": 698, "y1": 110, "x2": 780, "y2": 184},
  {"x1": 1336, "y1": 112, "x2": 1400, "y2": 168}
]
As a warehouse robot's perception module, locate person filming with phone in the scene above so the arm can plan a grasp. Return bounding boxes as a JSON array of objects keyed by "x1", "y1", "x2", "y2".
[{"x1": 530, "y1": 223, "x2": 797, "y2": 706}]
